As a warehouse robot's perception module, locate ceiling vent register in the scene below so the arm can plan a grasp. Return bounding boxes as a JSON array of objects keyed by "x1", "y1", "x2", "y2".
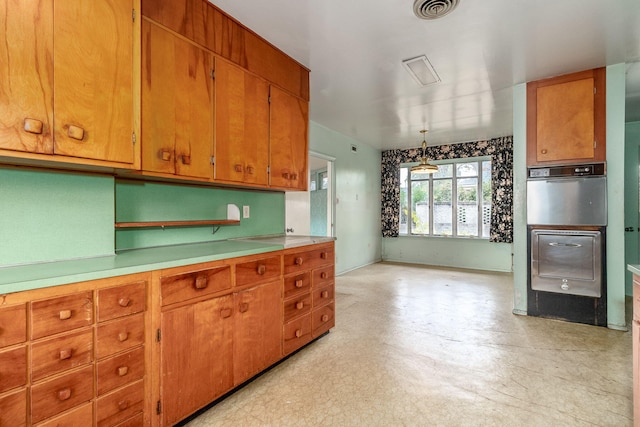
[{"x1": 413, "y1": 0, "x2": 460, "y2": 20}]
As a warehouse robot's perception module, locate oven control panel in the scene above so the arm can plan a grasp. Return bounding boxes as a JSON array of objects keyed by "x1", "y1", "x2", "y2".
[{"x1": 527, "y1": 163, "x2": 605, "y2": 179}]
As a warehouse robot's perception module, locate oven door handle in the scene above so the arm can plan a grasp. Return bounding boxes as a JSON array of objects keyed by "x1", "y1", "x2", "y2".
[{"x1": 548, "y1": 242, "x2": 582, "y2": 248}]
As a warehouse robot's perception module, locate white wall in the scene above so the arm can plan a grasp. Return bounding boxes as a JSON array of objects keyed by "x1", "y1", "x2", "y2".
[{"x1": 309, "y1": 122, "x2": 382, "y2": 274}]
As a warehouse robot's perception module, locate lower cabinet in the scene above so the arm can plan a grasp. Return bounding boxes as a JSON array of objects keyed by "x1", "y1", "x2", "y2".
[{"x1": 633, "y1": 277, "x2": 640, "y2": 425}]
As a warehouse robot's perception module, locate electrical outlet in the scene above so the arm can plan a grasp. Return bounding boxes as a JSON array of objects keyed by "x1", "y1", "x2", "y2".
[{"x1": 243, "y1": 205, "x2": 250, "y2": 218}]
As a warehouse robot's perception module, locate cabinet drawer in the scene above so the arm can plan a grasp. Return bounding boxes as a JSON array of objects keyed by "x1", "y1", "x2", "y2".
[
  {"x1": 32, "y1": 329, "x2": 93, "y2": 382},
  {"x1": 312, "y1": 265, "x2": 334, "y2": 288},
  {"x1": 161, "y1": 265, "x2": 231, "y2": 306},
  {"x1": 31, "y1": 292, "x2": 93, "y2": 340},
  {"x1": 283, "y1": 245, "x2": 333, "y2": 275},
  {"x1": 0, "y1": 388, "x2": 27, "y2": 427},
  {"x1": 312, "y1": 304, "x2": 335, "y2": 338},
  {"x1": 283, "y1": 272, "x2": 311, "y2": 299},
  {"x1": 283, "y1": 293, "x2": 312, "y2": 322},
  {"x1": 0, "y1": 346, "x2": 26, "y2": 393},
  {"x1": 312, "y1": 284, "x2": 334, "y2": 308},
  {"x1": 0, "y1": 303, "x2": 27, "y2": 348},
  {"x1": 31, "y1": 365, "x2": 94, "y2": 424},
  {"x1": 112, "y1": 412, "x2": 144, "y2": 427},
  {"x1": 235, "y1": 255, "x2": 282, "y2": 287},
  {"x1": 35, "y1": 402, "x2": 93, "y2": 427},
  {"x1": 96, "y1": 379, "x2": 144, "y2": 427},
  {"x1": 283, "y1": 315, "x2": 312, "y2": 355},
  {"x1": 96, "y1": 346, "x2": 144, "y2": 396},
  {"x1": 98, "y1": 281, "x2": 146, "y2": 322},
  {"x1": 96, "y1": 313, "x2": 145, "y2": 360}
]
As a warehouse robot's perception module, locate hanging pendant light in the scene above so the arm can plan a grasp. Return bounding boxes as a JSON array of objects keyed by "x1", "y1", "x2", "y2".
[{"x1": 410, "y1": 130, "x2": 438, "y2": 174}]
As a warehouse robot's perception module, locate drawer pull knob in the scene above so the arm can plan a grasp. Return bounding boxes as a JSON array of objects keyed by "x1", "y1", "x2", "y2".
[
  {"x1": 295, "y1": 301, "x2": 304, "y2": 310},
  {"x1": 295, "y1": 329, "x2": 302, "y2": 338},
  {"x1": 257, "y1": 264, "x2": 266, "y2": 275},
  {"x1": 282, "y1": 172, "x2": 290, "y2": 180},
  {"x1": 118, "y1": 400, "x2": 130, "y2": 411},
  {"x1": 320, "y1": 252, "x2": 328, "y2": 259},
  {"x1": 321, "y1": 290, "x2": 329, "y2": 298},
  {"x1": 59, "y1": 349, "x2": 72, "y2": 360},
  {"x1": 59, "y1": 310, "x2": 72, "y2": 320},
  {"x1": 320, "y1": 272, "x2": 328, "y2": 279},
  {"x1": 24, "y1": 118, "x2": 44, "y2": 134},
  {"x1": 181, "y1": 155, "x2": 191, "y2": 165},
  {"x1": 117, "y1": 366, "x2": 129, "y2": 377},
  {"x1": 118, "y1": 297, "x2": 131, "y2": 307},
  {"x1": 67, "y1": 125, "x2": 85, "y2": 140},
  {"x1": 194, "y1": 276, "x2": 208, "y2": 289},
  {"x1": 234, "y1": 164, "x2": 243, "y2": 173},
  {"x1": 321, "y1": 314, "x2": 329, "y2": 322},
  {"x1": 160, "y1": 150, "x2": 172, "y2": 161},
  {"x1": 294, "y1": 257, "x2": 303, "y2": 266},
  {"x1": 118, "y1": 332, "x2": 129, "y2": 342},
  {"x1": 295, "y1": 279, "x2": 304, "y2": 288},
  {"x1": 291, "y1": 173, "x2": 298, "y2": 180},
  {"x1": 239, "y1": 302, "x2": 249, "y2": 313},
  {"x1": 57, "y1": 388, "x2": 72, "y2": 401},
  {"x1": 540, "y1": 149, "x2": 548, "y2": 154},
  {"x1": 246, "y1": 165, "x2": 254, "y2": 174},
  {"x1": 220, "y1": 308, "x2": 232, "y2": 319}
]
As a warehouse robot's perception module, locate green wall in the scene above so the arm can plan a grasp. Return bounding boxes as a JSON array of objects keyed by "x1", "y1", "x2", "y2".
[
  {"x1": 309, "y1": 122, "x2": 382, "y2": 274},
  {"x1": 625, "y1": 121, "x2": 640, "y2": 295}
]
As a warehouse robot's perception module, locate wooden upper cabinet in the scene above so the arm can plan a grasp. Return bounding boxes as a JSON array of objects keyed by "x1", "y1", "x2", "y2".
[
  {"x1": 214, "y1": 59, "x2": 269, "y2": 186},
  {"x1": 269, "y1": 86, "x2": 309, "y2": 190},
  {"x1": 0, "y1": 0, "x2": 135, "y2": 166},
  {"x1": 0, "y1": 0, "x2": 54, "y2": 154},
  {"x1": 527, "y1": 68, "x2": 606, "y2": 166},
  {"x1": 141, "y1": 19, "x2": 214, "y2": 180}
]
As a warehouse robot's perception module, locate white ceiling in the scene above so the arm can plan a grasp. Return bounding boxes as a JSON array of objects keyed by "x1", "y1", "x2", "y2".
[{"x1": 210, "y1": 0, "x2": 640, "y2": 150}]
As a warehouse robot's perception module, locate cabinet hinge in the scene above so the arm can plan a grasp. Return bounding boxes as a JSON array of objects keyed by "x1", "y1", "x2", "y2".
[
  {"x1": 210, "y1": 156, "x2": 215, "y2": 165},
  {"x1": 210, "y1": 69, "x2": 215, "y2": 80},
  {"x1": 156, "y1": 400, "x2": 162, "y2": 415},
  {"x1": 132, "y1": 9, "x2": 136, "y2": 22},
  {"x1": 156, "y1": 329, "x2": 161, "y2": 342},
  {"x1": 132, "y1": 131, "x2": 136, "y2": 145}
]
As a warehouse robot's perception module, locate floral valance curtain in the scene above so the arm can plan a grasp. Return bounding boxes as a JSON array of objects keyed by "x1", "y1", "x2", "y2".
[{"x1": 381, "y1": 136, "x2": 513, "y2": 243}]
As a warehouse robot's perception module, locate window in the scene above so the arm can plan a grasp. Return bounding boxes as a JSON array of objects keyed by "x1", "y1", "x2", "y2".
[{"x1": 399, "y1": 159, "x2": 491, "y2": 238}]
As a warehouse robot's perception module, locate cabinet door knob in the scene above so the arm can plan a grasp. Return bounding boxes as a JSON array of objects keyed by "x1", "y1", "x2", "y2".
[
  {"x1": 67, "y1": 125, "x2": 85, "y2": 141},
  {"x1": 320, "y1": 252, "x2": 328, "y2": 259},
  {"x1": 321, "y1": 290, "x2": 329, "y2": 298},
  {"x1": 59, "y1": 310, "x2": 72, "y2": 320},
  {"x1": 117, "y1": 366, "x2": 129, "y2": 377},
  {"x1": 181, "y1": 155, "x2": 191, "y2": 165},
  {"x1": 118, "y1": 400, "x2": 129, "y2": 411},
  {"x1": 220, "y1": 308, "x2": 232, "y2": 318},
  {"x1": 118, "y1": 332, "x2": 129, "y2": 342},
  {"x1": 246, "y1": 165, "x2": 254, "y2": 174},
  {"x1": 160, "y1": 150, "x2": 172, "y2": 161},
  {"x1": 540, "y1": 149, "x2": 548, "y2": 154},
  {"x1": 239, "y1": 302, "x2": 249, "y2": 313},
  {"x1": 57, "y1": 388, "x2": 72, "y2": 401},
  {"x1": 59, "y1": 349, "x2": 72, "y2": 360},
  {"x1": 118, "y1": 297, "x2": 131, "y2": 307},
  {"x1": 257, "y1": 264, "x2": 266, "y2": 275},
  {"x1": 234, "y1": 164, "x2": 243, "y2": 173},
  {"x1": 23, "y1": 118, "x2": 44, "y2": 134},
  {"x1": 194, "y1": 276, "x2": 208, "y2": 289},
  {"x1": 321, "y1": 314, "x2": 329, "y2": 322},
  {"x1": 294, "y1": 257, "x2": 303, "y2": 266},
  {"x1": 320, "y1": 272, "x2": 328, "y2": 279},
  {"x1": 282, "y1": 172, "x2": 290, "y2": 180},
  {"x1": 295, "y1": 301, "x2": 304, "y2": 310},
  {"x1": 290, "y1": 173, "x2": 297, "y2": 180},
  {"x1": 295, "y1": 279, "x2": 304, "y2": 288},
  {"x1": 295, "y1": 329, "x2": 302, "y2": 338}
]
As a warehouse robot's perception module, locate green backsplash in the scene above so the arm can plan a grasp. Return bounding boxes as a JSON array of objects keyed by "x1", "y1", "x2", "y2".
[
  {"x1": 0, "y1": 167, "x2": 115, "y2": 266},
  {"x1": 115, "y1": 179, "x2": 285, "y2": 250}
]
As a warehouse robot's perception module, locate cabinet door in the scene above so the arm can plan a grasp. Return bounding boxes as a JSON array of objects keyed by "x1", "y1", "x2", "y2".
[
  {"x1": 53, "y1": 0, "x2": 134, "y2": 164},
  {"x1": 142, "y1": 20, "x2": 213, "y2": 179},
  {"x1": 269, "y1": 86, "x2": 309, "y2": 190},
  {"x1": 161, "y1": 294, "x2": 234, "y2": 426},
  {"x1": 0, "y1": 0, "x2": 53, "y2": 154},
  {"x1": 234, "y1": 280, "x2": 282, "y2": 385},
  {"x1": 214, "y1": 59, "x2": 269, "y2": 186}
]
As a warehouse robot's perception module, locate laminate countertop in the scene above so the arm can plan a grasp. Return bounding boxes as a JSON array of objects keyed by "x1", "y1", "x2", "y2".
[
  {"x1": 627, "y1": 264, "x2": 640, "y2": 276},
  {"x1": 0, "y1": 235, "x2": 335, "y2": 294}
]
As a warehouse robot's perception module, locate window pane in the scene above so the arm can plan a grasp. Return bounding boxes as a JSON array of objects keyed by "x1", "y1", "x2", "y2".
[
  {"x1": 456, "y1": 162, "x2": 477, "y2": 177},
  {"x1": 410, "y1": 169, "x2": 432, "y2": 181},
  {"x1": 457, "y1": 177, "x2": 478, "y2": 237},
  {"x1": 411, "y1": 181, "x2": 429, "y2": 234},
  {"x1": 399, "y1": 168, "x2": 408, "y2": 234},
  {"x1": 432, "y1": 164, "x2": 453, "y2": 179},
  {"x1": 433, "y1": 179, "x2": 452, "y2": 235},
  {"x1": 482, "y1": 161, "x2": 492, "y2": 238}
]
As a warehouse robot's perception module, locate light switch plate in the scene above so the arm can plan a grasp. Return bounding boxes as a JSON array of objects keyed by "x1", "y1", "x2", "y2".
[{"x1": 243, "y1": 205, "x2": 250, "y2": 218}]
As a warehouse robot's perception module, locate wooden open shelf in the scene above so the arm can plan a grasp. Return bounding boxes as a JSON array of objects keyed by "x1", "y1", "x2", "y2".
[{"x1": 115, "y1": 219, "x2": 240, "y2": 229}]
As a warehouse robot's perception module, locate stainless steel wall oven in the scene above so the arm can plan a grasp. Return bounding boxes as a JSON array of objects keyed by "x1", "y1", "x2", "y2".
[{"x1": 526, "y1": 163, "x2": 607, "y2": 326}]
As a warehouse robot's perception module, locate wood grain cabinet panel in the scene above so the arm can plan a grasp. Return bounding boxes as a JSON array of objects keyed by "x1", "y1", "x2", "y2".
[
  {"x1": 31, "y1": 365, "x2": 94, "y2": 424},
  {"x1": 313, "y1": 284, "x2": 335, "y2": 309},
  {"x1": 0, "y1": 303, "x2": 27, "y2": 348},
  {"x1": 31, "y1": 329, "x2": 93, "y2": 382},
  {"x1": 97, "y1": 281, "x2": 146, "y2": 322},
  {"x1": 214, "y1": 58, "x2": 269, "y2": 186},
  {"x1": 0, "y1": 346, "x2": 27, "y2": 393},
  {"x1": 283, "y1": 272, "x2": 311, "y2": 300},
  {"x1": 36, "y1": 402, "x2": 93, "y2": 427},
  {"x1": 634, "y1": 279, "x2": 640, "y2": 424},
  {"x1": 283, "y1": 293, "x2": 312, "y2": 323},
  {"x1": 95, "y1": 313, "x2": 145, "y2": 360},
  {"x1": 313, "y1": 265, "x2": 335, "y2": 289},
  {"x1": 311, "y1": 304, "x2": 335, "y2": 338},
  {"x1": 235, "y1": 255, "x2": 281, "y2": 288},
  {"x1": 96, "y1": 347, "x2": 144, "y2": 396},
  {"x1": 111, "y1": 412, "x2": 144, "y2": 427},
  {"x1": 141, "y1": 18, "x2": 214, "y2": 180},
  {"x1": 526, "y1": 68, "x2": 606, "y2": 166},
  {"x1": 96, "y1": 379, "x2": 144, "y2": 427},
  {"x1": 283, "y1": 315, "x2": 312, "y2": 355},
  {"x1": 161, "y1": 264, "x2": 231, "y2": 306},
  {"x1": 31, "y1": 292, "x2": 93, "y2": 340},
  {"x1": 0, "y1": 388, "x2": 27, "y2": 427}
]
